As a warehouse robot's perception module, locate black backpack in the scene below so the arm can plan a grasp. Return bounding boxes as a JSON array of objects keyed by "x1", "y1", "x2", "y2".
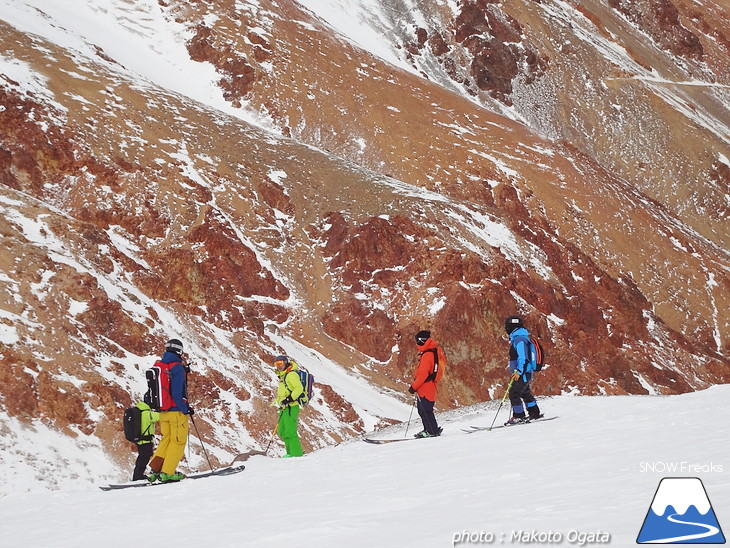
[
  {"x1": 420, "y1": 346, "x2": 447, "y2": 382},
  {"x1": 123, "y1": 406, "x2": 142, "y2": 442}
]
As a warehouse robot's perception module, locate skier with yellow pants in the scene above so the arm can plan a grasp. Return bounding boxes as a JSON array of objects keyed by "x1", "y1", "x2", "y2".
[
  {"x1": 274, "y1": 355, "x2": 304, "y2": 458},
  {"x1": 148, "y1": 338, "x2": 192, "y2": 483}
]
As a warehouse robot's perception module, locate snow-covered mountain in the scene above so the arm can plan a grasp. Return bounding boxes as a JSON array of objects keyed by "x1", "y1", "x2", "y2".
[{"x1": 0, "y1": 0, "x2": 728, "y2": 492}]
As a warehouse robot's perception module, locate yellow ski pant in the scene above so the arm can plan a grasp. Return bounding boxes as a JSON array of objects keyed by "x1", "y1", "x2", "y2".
[{"x1": 152, "y1": 411, "x2": 189, "y2": 474}]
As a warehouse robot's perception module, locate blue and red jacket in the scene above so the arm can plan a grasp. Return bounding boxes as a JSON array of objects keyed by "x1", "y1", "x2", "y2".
[{"x1": 159, "y1": 351, "x2": 190, "y2": 414}]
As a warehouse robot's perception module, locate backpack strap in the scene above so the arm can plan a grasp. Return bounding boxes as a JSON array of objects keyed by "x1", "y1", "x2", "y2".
[
  {"x1": 282, "y1": 370, "x2": 304, "y2": 404},
  {"x1": 421, "y1": 348, "x2": 440, "y2": 382},
  {"x1": 140, "y1": 407, "x2": 155, "y2": 441}
]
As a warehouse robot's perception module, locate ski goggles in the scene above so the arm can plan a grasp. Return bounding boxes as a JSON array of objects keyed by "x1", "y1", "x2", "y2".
[{"x1": 274, "y1": 359, "x2": 288, "y2": 370}]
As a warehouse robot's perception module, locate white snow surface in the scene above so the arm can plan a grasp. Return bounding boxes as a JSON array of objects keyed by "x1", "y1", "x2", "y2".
[
  {"x1": 0, "y1": 0, "x2": 269, "y2": 128},
  {"x1": 296, "y1": 0, "x2": 414, "y2": 72},
  {"x1": 1, "y1": 385, "x2": 728, "y2": 547}
]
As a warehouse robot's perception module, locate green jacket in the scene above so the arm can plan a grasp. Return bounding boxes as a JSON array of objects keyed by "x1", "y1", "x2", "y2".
[
  {"x1": 276, "y1": 361, "x2": 304, "y2": 408},
  {"x1": 135, "y1": 400, "x2": 159, "y2": 445}
]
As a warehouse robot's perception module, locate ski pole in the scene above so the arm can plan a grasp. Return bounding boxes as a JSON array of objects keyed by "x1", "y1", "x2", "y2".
[
  {"x1": 263, "y1": 409, "x2": 284, "y2": 455},
  {"x1": 189, "y1": 414, "x2": 214, "y2": 471},
  {"x1": 488, "y1": 378, "x2": 515, "y2": 431},
  {"x1": 263, "y1": 422, "x2": 278, "y2": 454},
  {"x1": 263, "y1": 424, "x2": 277, "y2": 454},
  {"x1": 404, "y1": 396, "x2": 416, "y2": 437}
]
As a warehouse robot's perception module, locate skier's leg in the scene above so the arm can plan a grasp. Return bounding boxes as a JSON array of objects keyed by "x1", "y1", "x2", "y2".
[
  {"x1": 509, "y1": 378, "x2": 527, "y2": 418},
  {"x1": 160, "y1": 412, "x2": 188, "y2": 474}
]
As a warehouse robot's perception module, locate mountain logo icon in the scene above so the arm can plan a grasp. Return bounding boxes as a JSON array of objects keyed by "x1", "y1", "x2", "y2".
[{"x1": 637, "y1": 477, "x2": 725, "y2": 544}]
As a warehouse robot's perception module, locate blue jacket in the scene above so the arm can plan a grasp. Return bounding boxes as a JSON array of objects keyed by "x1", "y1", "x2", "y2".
[
  {"x1": 160, "y1": 351, "x2": 190, "y2": 414},
  {"x1": 509, "y1": 327, "x2": 535, "y2": 381}
]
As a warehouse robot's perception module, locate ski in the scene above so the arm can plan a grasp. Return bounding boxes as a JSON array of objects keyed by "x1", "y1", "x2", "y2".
[
  {"x1": 462, "y1": 425, "x2": 504, "y2": 433},
  {"x1": 502, "y1": 415, "x2": 558, "y2": 428},
  {"x1": 363, "y1": 437, "x2": 413, "y2": 444},
  {"x1": 463, "y1": 416, "x2": 559, "y2": 433},
  {"x1": 364, "y1": 433, "x2": 443, "y2": 444},
  {"x1": 99, "y1": 464, "x2": 246, "y2": 491},
  {"x1": 228, "y1": 449, "x2": 266, "y2": 464}
]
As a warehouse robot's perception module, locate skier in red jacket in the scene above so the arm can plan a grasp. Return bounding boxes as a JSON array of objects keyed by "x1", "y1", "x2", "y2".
[{"x1": 408, "y1": 330, "x2": 445, "y2": 438}]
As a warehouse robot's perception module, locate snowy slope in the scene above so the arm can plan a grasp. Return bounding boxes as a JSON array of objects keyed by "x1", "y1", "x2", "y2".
[
  {"x1": 0, "y1": 0, "x2": 269, "y2": 127},
  {"x1": 1, "y1": 386, "x2": 728, "y2": 547}
]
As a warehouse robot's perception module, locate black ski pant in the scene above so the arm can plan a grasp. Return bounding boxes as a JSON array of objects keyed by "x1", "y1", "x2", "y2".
[
  {"x1": 509, "y1": 376, "x2": 540, "y2": 418},
  {"x1": 416, "y1": 396, "x2": 440, "y2": 435},
  {"x1": 133, "y1": 442, "x2": 154, "y2": 481}
]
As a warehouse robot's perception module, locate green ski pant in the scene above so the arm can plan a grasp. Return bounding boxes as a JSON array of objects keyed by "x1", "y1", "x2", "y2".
[{"x1": 278, "y1": 405, "x2": 303, "y2": 457}]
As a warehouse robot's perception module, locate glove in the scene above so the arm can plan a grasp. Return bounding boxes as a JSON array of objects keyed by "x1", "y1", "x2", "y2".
[
  {"x1": 511, "y1": 371, "x2": 521, "y2": 382},
  {"x1": 187, "y1": 407, "x2": 195, "y2": 416},
  {"x1": 408, "y1": 386, "x2": 416, "y2": 394},
  {"x1": 279, "y1": 397, "x2": 293, "y2": 408}
]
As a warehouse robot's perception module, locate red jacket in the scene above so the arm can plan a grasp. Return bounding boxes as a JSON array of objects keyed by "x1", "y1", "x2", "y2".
[{"x1": 410, "y1": 337, "x2": 442, "y2": 401}]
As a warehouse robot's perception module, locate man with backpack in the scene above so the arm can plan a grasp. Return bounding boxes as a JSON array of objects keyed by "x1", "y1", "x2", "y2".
[
  {"x1": 147, "y1": 338, "x2": 193, "y2": 482},
  {"x1": 408, "y1": 330, "x2": 445, "y2": 438},
  {"x1": 131, "y1": 399, "x2": 159, "y2": 481},
  {"x1": 504, "y1": 316, "x2": 542, "y2": 425},
  {"x1": 274, "y1": 355, "x2": 305, "y2": 458}
]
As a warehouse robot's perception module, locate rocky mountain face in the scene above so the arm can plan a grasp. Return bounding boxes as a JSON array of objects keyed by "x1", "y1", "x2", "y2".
[{"x1": 0, "y1": 0, "x2": 727, "y2": 489}]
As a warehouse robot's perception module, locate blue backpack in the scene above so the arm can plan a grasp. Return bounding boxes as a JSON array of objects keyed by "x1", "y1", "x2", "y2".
[
  {"x1": 286, "y1": 367, "x2": 315, "y2": 406},
  {"x1": 297, "y1": 368, "x2": 315, "y2": 405}
]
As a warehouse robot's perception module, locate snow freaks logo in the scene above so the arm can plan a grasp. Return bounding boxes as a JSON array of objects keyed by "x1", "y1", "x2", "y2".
[{"x1": 637, "y1": 477, "x2": 726, "y2": 544}]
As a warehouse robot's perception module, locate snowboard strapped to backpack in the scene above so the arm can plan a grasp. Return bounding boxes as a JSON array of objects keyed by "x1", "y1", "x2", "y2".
[{"x1": 145, "y1": 360, "x2": 179, "y2": 411}]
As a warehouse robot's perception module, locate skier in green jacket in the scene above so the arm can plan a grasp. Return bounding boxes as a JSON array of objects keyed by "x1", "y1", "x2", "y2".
[
  {"x1": 132, "y1": 400, "x2": 159, "y2": 481},
  {"x1": 274, "y1": 355, "x2": 305, "y2": 458}
]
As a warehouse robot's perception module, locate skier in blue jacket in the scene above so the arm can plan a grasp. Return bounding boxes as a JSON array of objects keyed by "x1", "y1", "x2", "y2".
[
  {"x1": 148, "y1": 339, "x2": 192, "y2": 483},
  {"x1": 505, "y1": 316, "x2": 542, "y2": 425}
]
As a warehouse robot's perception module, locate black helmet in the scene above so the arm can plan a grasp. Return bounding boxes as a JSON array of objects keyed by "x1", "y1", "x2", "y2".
[
  {"x1": 415, "y1": 330, "x2": 431, "y2": 346},
  {"x1": 166, "y1": 338, "x2": 184, "y2": 356},
  {"x1": 504, "y1": 316, "x2": 523, "y2": 334},
  {"x1": 274, "y1": 355, "x2": 290, "y2": 370}
]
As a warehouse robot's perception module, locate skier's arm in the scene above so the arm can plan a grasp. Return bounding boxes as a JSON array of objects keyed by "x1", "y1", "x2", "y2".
[
  {"x1": 170, "y1": 365, "x2": 190, "y2": 414},
  {"x1": 411, "y1": 352, "x2": 434, "y2": 391},
  {"x1": 284, "y1": 371, "x2": 304, "y2": 402},
  {"x1": 514, "y1": 339, "x2": 529, "y2": 374}
]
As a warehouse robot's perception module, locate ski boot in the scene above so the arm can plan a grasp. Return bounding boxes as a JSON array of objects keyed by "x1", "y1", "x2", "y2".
[{"x1": 159, "y1": 471, "x2": 186, "y2": 483}]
